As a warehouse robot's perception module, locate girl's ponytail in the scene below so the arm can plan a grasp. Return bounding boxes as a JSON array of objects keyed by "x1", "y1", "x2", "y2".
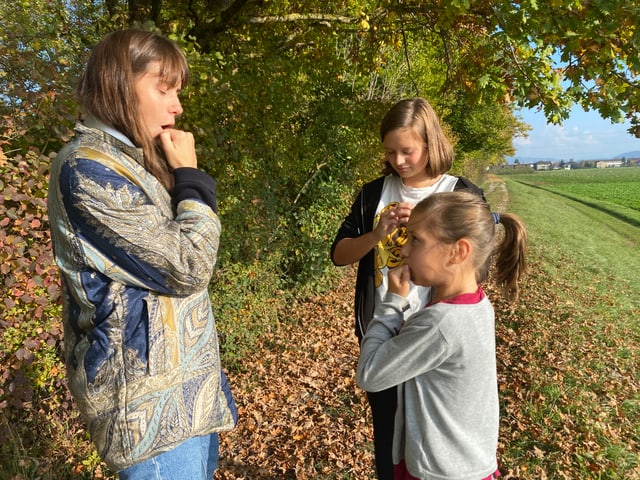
[{"x1": 493, "y1": 213, "x2": 527, "y2": 302}]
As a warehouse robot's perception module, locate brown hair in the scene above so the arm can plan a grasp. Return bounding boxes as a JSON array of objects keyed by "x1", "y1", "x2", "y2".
[
  {"x1": 76, "y1": 29, "x2": 190, "y2": 190},
  {"x1": 412, "y1": 191, "x2": 527, "y2": 302},
  {"x1": 379, "y1": 98, "x2": 455, "y2": 178}
]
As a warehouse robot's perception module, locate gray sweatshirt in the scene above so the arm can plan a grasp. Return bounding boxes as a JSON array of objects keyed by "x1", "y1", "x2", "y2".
[{"x1": 356, "y1": 289, "x2": 499, "y2": 480}]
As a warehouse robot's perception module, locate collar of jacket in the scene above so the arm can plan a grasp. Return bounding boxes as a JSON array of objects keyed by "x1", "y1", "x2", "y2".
[{"x1": 74, "y1": 121, "x2": 145, "y2": 167}]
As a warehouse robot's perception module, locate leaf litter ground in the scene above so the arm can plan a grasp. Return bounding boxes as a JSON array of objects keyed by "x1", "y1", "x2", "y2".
[
  {"x1": 215, "y1": 256, "x2": 639, "y2": 478},
  {"x1": 215, "y1": 269, "x2": 375, "y2": 479}
]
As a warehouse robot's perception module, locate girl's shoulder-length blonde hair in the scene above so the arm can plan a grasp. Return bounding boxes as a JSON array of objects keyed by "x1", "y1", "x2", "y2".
[{"x1": 379, "y1": 97, "x2": 454, "y2": 178}]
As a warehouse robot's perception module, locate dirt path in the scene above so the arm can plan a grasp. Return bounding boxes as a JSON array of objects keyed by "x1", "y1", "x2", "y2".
[
  {"x1": 215, "y1": 268, "x2": 377, "y2": 480},
  {"x1": 485, "y1": 173, "x2": 510, "y2": 212}
]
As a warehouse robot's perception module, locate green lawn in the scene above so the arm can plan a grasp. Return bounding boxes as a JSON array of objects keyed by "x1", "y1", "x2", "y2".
[
  {"x1": 504, "y1": 171, "x2": 639, "y2": 311},
  {"x1": 485, "y1": 173, "x2": 640, "y2": 479},
  {"x1": 506, "y1": 167, "x2": 640, "y2": 213}
]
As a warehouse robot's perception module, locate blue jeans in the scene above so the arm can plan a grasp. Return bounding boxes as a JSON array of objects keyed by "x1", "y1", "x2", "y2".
[{"x1": 118, "y1": 433, "x2": 219, "y2": 480}]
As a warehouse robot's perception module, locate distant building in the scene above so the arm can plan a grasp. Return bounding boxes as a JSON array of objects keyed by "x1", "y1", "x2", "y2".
[
  {"x1": 535, "y1": 161, "x2": 552, "y2": 170},
  {"x1": 596, "y1": 160, "x2": 623, "y2": 168}
]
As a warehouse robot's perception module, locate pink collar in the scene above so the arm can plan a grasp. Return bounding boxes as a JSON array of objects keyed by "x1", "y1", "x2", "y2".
[{"x1": 427, "y1": 285, "x2": 485, "y2": 306}]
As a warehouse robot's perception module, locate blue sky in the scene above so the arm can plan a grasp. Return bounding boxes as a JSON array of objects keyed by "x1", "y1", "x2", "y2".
[{"x1": 511, "y1": 106, "x2": 640, "y2": 162}]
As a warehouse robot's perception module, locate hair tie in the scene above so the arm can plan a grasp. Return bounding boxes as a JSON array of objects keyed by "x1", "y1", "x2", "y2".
[{"x1": 491, "y1": 212, "x2": 501, "y2": 224}]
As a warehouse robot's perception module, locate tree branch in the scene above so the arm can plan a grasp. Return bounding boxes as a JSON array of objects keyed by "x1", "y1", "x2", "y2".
[{"x1": 247, "y1": 13, "x2": 358, "y2": 25}]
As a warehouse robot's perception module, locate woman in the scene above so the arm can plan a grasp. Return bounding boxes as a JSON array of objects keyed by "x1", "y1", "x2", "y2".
[{"x1": 48, "y1": 29, "x2": 236, "y2": 479}]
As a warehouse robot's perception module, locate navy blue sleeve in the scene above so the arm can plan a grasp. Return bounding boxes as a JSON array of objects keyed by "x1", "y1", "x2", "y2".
[{"x1": 173, "y1": 167, "x2": 218, "y2": 213}]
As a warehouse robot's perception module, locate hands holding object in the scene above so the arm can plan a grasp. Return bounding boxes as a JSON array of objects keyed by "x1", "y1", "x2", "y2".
[{"x1": 373, "y1": 201, "x2": 414, "y2": 242}]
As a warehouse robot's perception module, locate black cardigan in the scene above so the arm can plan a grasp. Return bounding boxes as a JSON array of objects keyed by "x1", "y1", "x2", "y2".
[{"x1": 330, "y1": 175, "x2": 485, "y2": 340}]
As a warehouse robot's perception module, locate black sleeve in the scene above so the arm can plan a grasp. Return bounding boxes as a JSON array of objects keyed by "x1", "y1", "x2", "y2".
[
  {"x1": 330, "y1": 188, "x2": 364, "y2": 265},
  {"x1": 454, "y1": 176, "x2": 486, "y2": 202},
  {"x1": 330, "y1": 176, "x2": 385, "y2": 266},
  {"x1": 172, "y1": 167, "x2": 218, "y2": 213}
]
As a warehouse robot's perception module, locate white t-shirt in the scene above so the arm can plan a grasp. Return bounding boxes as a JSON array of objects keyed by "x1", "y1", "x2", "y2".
[{"x1": 373, "y1": 174, "x2": 459, "y2": 316}]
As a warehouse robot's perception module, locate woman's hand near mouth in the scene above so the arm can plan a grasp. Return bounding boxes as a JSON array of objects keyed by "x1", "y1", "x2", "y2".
[{"x1": 159, "y1": 127, "x2": 197, "y2": 169}]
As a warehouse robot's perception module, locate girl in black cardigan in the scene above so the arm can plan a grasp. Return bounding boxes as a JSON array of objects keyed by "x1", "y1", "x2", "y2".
[{"x1": 331, "y1": 98, "x2": 484, "y2": 480}]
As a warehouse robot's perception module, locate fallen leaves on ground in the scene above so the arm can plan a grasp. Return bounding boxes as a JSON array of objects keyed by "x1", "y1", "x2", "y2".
[
  {"x1": 215, "y1": 269, "x2": 375, "y2": 479},
  {"x1": 215, "y1": 261, "x2": 640, "y2": 479}
]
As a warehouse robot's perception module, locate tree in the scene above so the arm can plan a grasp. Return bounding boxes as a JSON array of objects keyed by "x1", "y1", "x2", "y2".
[
  {"x1": 2, "y1": 0, "x2": 639, "y2": 287},
  {"x1": 169, "y1": 0, "x2": 640, "y2": 130},
  {"x1": 0, "y1": 0, "x2": 107, "y2": 153},
  {"x1": 4, "y1": 0, "x2": 640, "y2": 152}
]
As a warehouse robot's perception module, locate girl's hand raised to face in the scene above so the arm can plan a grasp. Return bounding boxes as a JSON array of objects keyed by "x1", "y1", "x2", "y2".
[
  {"x1": 159, "y1": 128, "x2": 198, "y2": 169},
  {"x1": 387, "y1": 264, "x2": 411, "y2": 298}
]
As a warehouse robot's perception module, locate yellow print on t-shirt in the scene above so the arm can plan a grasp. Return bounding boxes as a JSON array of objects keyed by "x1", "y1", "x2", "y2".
[{"x1": 374, "y1": 202, "x2": 408, "y2": 288}]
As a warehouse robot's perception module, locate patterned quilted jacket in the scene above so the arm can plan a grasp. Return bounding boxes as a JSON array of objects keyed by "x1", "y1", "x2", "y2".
[{"x1": 47, "y1": 122, "x2": 237, "y2": 471}]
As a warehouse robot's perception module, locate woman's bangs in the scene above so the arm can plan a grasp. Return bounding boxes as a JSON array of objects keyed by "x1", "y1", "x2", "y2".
[{"x1": 158, "y1": 50, "x2": 189, "y2": 88}]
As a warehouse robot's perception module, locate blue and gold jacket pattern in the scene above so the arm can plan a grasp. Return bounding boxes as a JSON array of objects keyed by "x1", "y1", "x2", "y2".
[{"x1": 47, "y1": 123, "x2": 237, "y2": 471}]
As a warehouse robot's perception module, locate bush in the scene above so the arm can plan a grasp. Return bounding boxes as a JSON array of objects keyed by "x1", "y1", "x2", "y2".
[
  {"x1": 0, "y1": 149, "x2": 61, "y2": 407},
  {"x1": 0, "y1": 149, "x2": 107, "y2": 478}
]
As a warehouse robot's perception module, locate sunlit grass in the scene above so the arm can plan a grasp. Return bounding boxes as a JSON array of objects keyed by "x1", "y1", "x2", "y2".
[{"x1": 486, "y1": 173, "x2": 640, "y2": 479}]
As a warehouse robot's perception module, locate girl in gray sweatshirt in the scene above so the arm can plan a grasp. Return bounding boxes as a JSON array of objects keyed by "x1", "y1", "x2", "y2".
[{"x1": 357, "y1": 191, "x2": 527, "y2": 480}]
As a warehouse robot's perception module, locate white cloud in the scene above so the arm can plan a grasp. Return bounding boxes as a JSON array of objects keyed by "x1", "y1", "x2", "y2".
[{"x1": 512, "y1": 108, "x2": 640, "y2": 160}]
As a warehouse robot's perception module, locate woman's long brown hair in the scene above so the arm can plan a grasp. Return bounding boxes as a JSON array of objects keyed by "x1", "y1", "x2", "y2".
[{"x1": 76, "y1": 29, "x2": 190, "y2": 191}]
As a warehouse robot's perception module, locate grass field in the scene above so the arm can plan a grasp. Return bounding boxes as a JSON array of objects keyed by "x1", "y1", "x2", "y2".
[
  {"x1": 485, "y1": 170, "x2": 639, "y2": 478},
  {"x1": 506, "y1": 166, "x2": 640, "y2": 218},
  {"x1": 501, "y1": 167, "x2": 639, "y2": 309}
]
